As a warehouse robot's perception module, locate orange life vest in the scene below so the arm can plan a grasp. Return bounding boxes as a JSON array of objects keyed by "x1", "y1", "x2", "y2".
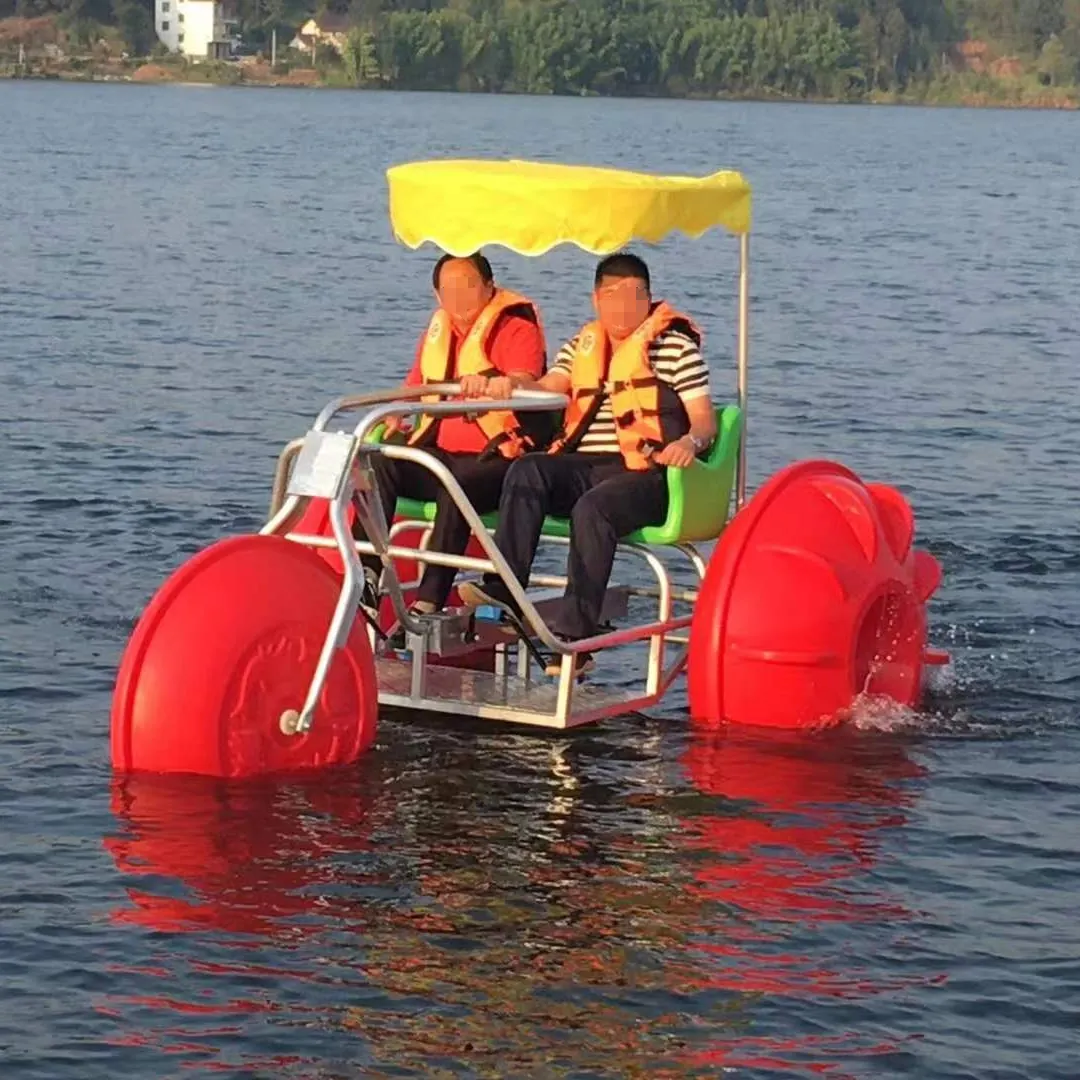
[
  {"x1": 409, "y1": 289, "x2": 544, "y2": 459},
  {"x1": 550, "y1": 301, "x2": 702, "y2": 471}
]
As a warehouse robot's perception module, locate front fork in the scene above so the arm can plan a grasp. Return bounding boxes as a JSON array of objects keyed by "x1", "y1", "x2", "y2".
[{"x1": 279, "y1": 451, "x2": 421, "y2": 736}]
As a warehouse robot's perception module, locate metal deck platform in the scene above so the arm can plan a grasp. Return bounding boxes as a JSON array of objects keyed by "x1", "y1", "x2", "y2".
[{"x1": 375, "y1": 657, "x2": 653, "y2": 730}]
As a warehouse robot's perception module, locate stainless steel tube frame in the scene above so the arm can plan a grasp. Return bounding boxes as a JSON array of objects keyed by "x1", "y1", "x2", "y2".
[
  {"x1": 366, "y1": 446, "x2": 694, "y2": 658},
  {"x1": 278, "y1": 387, "x2": 566, "y2": 732},
  {"x1": 347, "y1": 389, "x2": 567, "y2": 637},
  {"x1": 348, "y1": 386, "x2": 567, "y2": 447},
  {"x1": 370, "y1": 441, "x2": 569, "y2": 654},
  {"x1": 262, "y1": 384, "x2": 566, "y2": 538},
  {"x1": 736, "y1": 232, "x2": 750, "y2": 510},
  {"x1": 286, "y1": 533, "x2": 704, "y2": 608},
  {"x1": 288, "y1": 488, "x2": 365, "y2": 734}
]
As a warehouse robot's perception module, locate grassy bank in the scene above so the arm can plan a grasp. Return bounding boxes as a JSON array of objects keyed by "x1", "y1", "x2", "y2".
[{"x1": 4, "y1": 56, "x2": 1077, "y2": 110}]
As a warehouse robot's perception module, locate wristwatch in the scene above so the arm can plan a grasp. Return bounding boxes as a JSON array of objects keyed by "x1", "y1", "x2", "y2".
[{"x1": 689, "y1": 433, "x2": 711, "y2": 454}]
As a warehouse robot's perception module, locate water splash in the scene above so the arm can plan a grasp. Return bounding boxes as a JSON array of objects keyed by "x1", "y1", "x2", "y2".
[{"x1": 846, "y1": 692, "x2": 927, "y2": 734}]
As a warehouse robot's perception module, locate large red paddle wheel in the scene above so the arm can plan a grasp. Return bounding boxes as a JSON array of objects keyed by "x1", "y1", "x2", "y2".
[
  {"x1": 688, "y1": 461, "x2": 944, "y2": 731},
  {"x1": 110, "y1": 534, "x2": 378, "y2": 778}
]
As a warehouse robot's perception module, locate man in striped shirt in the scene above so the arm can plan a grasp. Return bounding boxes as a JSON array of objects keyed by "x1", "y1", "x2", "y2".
[{"x1": 459, "y1": 253, "x2": 717, "y2": 675}]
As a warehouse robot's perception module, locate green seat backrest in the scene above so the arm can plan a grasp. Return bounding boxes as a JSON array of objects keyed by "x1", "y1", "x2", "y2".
[
  {"x1": 537, "y1": 404, "x2": 742, "y2": 544},
  {"x1": 369, "y1": 404, "x2": 742, "y2": 546}
]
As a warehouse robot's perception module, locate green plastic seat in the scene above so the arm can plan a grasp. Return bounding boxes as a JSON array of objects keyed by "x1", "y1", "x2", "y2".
[
  {"x1": 371, "y1": 405, "x2": 742, "y2": 547},
  {"x1": 538, "y1": 405, "x2": 742, "y2": 544}
]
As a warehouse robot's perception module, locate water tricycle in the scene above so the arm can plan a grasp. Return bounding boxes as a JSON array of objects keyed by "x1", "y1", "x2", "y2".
[{"x1": 111, "y1": 159, "x2": 946, "y2": 779}]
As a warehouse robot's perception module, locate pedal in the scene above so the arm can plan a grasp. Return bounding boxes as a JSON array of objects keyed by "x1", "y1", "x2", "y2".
[
  {"x1": 424, "y1": 610, "x2": 478, "y2": 655},
  {"x1": 385, "y1": 610, "x2": 479, "y2": 656}
]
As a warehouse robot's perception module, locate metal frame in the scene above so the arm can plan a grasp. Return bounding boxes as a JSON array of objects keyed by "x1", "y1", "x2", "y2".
[
  {"x1": 261, "y1": 225, "x2": 750, "y2": 735},
  {"x1": 262, "y1": 387, "x2": 719, "y2": 735},
  {"x1": 737, "y1": 232, "x2": 750, "y2": 510}
]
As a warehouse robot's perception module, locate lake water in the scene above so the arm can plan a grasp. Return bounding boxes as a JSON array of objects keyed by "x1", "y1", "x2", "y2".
[{"x1": 1, "y1": 82, "x2": 1078, "y2": 1078}]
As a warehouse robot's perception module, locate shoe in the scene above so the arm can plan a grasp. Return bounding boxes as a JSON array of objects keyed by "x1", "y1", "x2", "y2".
[
  {"x1": 544, "y1": 645, "x2": 594, "y2": 679},
  {"x1": 386, "y1": 602, "x2": 437, "y2": 651},
  {"x1": 457, "y1": 578, "x2": 525, "y2": 622}
]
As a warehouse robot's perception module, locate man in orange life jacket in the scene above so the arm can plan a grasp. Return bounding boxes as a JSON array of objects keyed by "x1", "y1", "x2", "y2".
[
  {"x1": 459, "y1": 252, "x2": 717, "y2": 676},
  {"x1": 353, "y1": 252, "x2": 547, "y2": 624}
]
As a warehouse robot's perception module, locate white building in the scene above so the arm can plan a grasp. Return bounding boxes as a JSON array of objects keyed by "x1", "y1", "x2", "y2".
[
  {"x1": 289, "y1": 14, "x2": 351, "y2": 57},
  {"x1": 154, "y1": 0, "x2": 234, "y2": 59}
]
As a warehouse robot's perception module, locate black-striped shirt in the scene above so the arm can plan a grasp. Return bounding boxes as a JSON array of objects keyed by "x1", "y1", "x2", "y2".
[{"x1": 551, "y1": 330, "x2": 710, "y2": 453}]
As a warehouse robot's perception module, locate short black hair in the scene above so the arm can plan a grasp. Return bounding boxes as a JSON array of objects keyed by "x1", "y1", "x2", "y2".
[
  {"x1": 433, "y1": 251, "x2": 494, "y2": 290},
  {"x1": 594, "y1": 252, "x2": 650, "y2": 291}
]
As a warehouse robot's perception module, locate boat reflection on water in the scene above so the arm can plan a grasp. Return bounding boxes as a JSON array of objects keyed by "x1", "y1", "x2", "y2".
[
  {"x1": 105, "y1": 766, "x2": 380, "y2": 936},
  {"x1": 100, "y1": 764, "x2": 383, "y2": 1073},
  {"x1": 676, "y1": 726, "x2": 939, "y2": 1074},
  {"x1": 100, "y1": 727, "x2": 937, "y2": 1076}
]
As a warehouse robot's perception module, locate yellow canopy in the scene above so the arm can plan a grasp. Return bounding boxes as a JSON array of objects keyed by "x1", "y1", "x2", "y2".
[{"x1": 386, "y1": 159, "x2": 751, "y2": 257}]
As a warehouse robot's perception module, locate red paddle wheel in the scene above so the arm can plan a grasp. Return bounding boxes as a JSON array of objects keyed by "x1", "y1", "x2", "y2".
[
  {"x1": 110, "y1": 534, "x2": 377, "y2": 778},
  {"x1": 688, "y1": 461, "x2": 943, "y2": 731}
]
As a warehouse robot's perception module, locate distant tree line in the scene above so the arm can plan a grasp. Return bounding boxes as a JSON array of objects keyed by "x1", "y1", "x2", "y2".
[{"x1": 3, "y1": 0, "x2": 1078, "y2": 95}]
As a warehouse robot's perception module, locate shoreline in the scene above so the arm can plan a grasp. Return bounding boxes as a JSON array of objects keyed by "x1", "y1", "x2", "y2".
[{"x1": 3, "y1": 66, "x2": 1077, "y2": 112}]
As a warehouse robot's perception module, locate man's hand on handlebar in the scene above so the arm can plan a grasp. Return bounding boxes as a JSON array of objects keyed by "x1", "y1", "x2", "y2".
[
  {"x1": 459, "y1": 374, "x2": 490, "y2": 397},
  {"x1": 484, "y1": 375, "x2": 515, "y2": 400},
  {"x1": 459, "y1": 374, "x2": 516, "y2": 400}
]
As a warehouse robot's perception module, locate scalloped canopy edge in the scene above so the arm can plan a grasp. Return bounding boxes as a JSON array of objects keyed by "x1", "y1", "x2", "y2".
[{"x1": 386, "y1": 159, "x2": 752, "y2": 256}]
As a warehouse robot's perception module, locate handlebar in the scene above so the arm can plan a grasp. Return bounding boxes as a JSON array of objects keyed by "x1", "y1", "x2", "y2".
[{"x1": 312, "y1": 383, "x2": 568, "y2": 437}]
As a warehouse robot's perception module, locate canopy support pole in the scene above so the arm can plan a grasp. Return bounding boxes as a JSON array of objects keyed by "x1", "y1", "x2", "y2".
[{"x1": 736, "y1": 232, "x2": 749, "y2": 510}]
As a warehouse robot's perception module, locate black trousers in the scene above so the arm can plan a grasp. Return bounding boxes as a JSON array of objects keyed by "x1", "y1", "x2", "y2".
[
  {"x1": 354, "y1": 450, "x2": 511, "y2": 609},
  {"x1": 488, "y1": 452, "x2": 669, "y2": 640}
]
